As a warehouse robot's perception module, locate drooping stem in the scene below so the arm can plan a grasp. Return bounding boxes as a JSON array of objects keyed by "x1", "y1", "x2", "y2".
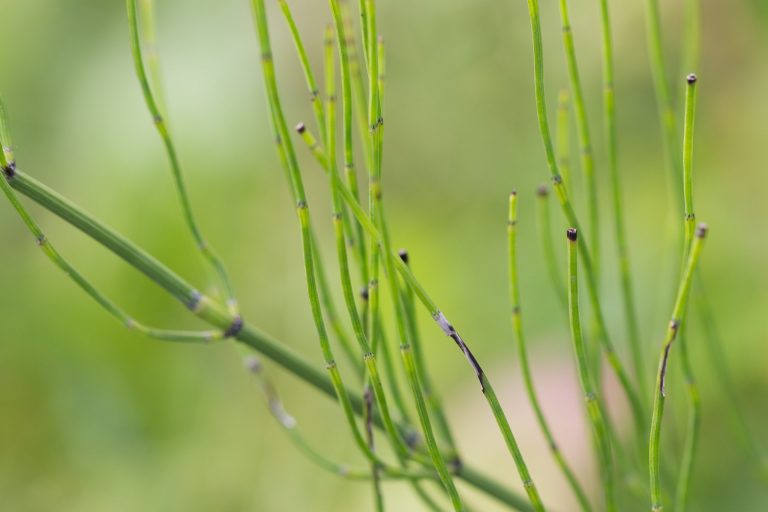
[
  {"x1": 126, "y1": 0, "x2": 239, "y2": 314},
  {"x1": 649, "y1": 224, "x2": 708, "y2": 512},
  {"x1": 565, "y1": 228, "x2": 616, "y2": 512},
  {"x1": 509, "y1": 193, "x2": 592, "y2": 512}
]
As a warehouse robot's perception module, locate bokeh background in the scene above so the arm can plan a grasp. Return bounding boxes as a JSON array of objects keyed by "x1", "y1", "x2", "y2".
[{"x1": 1, "y1": 0, "x2": 767, "y2": 510}]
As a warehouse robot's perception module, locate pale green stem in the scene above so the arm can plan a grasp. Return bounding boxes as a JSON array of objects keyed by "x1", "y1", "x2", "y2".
[
  {"x1": 556, "y1": 89, "x2": 572, "y2": 194},
  {"x1": 535, "y1": 186, "x2": 567, "y2": 310}
]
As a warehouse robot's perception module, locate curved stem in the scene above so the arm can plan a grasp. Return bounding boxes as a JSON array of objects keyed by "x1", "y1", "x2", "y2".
[{"x1": 126, "y1": 0, "x2": 238, "y2": 314}]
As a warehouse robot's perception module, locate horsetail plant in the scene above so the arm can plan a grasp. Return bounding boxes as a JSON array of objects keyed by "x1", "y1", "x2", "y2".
[{"x1": 2, "y1": 0, "x2": 760, "y2": 511}]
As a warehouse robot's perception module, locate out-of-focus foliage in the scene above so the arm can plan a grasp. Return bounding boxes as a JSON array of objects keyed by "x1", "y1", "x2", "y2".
[{"x1": 0, "y1": 0, "x2": 766, "y2": 510}]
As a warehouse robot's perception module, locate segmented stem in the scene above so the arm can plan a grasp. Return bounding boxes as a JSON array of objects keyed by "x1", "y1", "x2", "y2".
[
  {"x1": 535, "y1": 186, "x2": 567, "y2": 310},
  {"x1": 509, "y1": 194, "x2": 592, "y2": 512},
  {"x1": 566, "y1": 229, "x2": 616, "y2": 512},
  {"x1": 649, "y1": 224, "x2": 708, "y2": 512}
]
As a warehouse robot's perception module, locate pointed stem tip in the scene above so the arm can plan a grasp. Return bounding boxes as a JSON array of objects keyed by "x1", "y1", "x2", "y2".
[
  {"x1": 686, "y1": 73, "x2": 698, "y2": 84},
  {"x1": 566, "y1": 228, "x2": 578, "y2": 242},
  {"x1": 397, "y1": 249, "x2": 409, "y2": 264},
  {"x1": 695, "y1": 223, "x2": 708, "y2": 238},
  {"x1": 536, "y1": 184, "x2": 548, "y2": 197},
  {"x1": 296, "y1": 122, "x2": 306, "y2": 134}
]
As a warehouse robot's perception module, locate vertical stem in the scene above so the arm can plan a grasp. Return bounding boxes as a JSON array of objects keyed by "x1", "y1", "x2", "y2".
[
  {"x1": 556, "y1": 0, "x2": 599, "y2": 277},
  {"x1": 556, "y1": 89, "x2": 572, "y2": 194},
  {"x1": 535, "y1": 185, "x2": 567, "y2": 310},
  {"x1": 566, "y1": 229, "x2": 616, "y2": 512},
  {"x1": 648, "y1": 225, "x2": 708, "y2": 512},
  {"x1": 509, "y1": 194, "x2": 592, "y2": 512},
  {"x1": 674, "y1": 74, "x2": 700, "y2": 512}
]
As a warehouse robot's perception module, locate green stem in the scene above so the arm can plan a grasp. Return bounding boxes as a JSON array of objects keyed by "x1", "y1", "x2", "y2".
[
  {"x1": 674, "y1": 74, "x2": 700, "y2": 512},
  {"x1": 648, "y1": 224, "x2": 708, "y2": 512},
  {"x1": 535, "y1": 186, "x2": 567, "y2": 310},
  {"x1": 126, "y1": 0, "x2": 238, "y2": 314},
  {"x1": 556, "y1": 0, "x2": 599, "y2": 277},
  {"x1": 597, "y1": 0, "x2": 646, "y2": 402},
  {"x1": 524, "y1": 0, "x2": 645, "y2": 437},
  {"x1": 566, "y1": 228, "x2": 616, "y2": 512},
  {"x1": 509, "y1": 193, "x2": 592, "y2": 512},
  {"x1": 556, "y1": 89, "x2": 572, "y2": 194}
]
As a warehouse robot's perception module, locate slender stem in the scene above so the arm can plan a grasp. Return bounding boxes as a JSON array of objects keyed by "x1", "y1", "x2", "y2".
[
  {"x1": 649, "y1": 224, "x2": 708, "y2": 512},
  {"x1": 508, "y1": 194, "x2": 592, "y2": 512},
  {"x1": 556, "y1": 89, "x2": 572, "y2": 194},
  {"x1": 363, "y1": 386, "x2": 386, "y2": 511},
  {"x1": 565, "y1": 228, "x2": 616, "y2": 512},
  {"x1": 597, "y1": 0, "x2": 646, "y2": 402},
  {"x1": 643, "y1": 0, "x2": 683, "y2": 202},
  {"x1": 126, "y1": 0, "x2": 239, "y2": 314},
  {"x1": 556, "y1": 0, "x2": 599, "y2": 276},
  {"x1": 535, "y1": 186, "x2": 567, "y2": 310},
  {"x1": 7, "y1": 167, "x2": 532, "y2": 510},
  {"x1": 674, "y1": 74, "x2": 700, "y2": 512},
  {"x1": 399, "y1": 250, "x2": 461, "y2": 469},
  {"x1": 524, "y1": 0, "x2": 645, "y2": 436}
]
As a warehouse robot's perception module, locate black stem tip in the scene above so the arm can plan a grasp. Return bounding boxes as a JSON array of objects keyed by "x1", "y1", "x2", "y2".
[
  {"x1": 510, "y1": 190, "x2": 517, "y2": 197},
  {"x1": 360, "y1": 286, "x2": 369, "y2": 302},
  {"x1": 398, "y1": 249, "x2": 409, "y2": 264},
  {"x1": 536, "y1": 184, "x2": 548, "y2": 197},
  {"x1": 695, "y1": 223, "x2": 708, "y2": 238},
  {"x1": 295, "y1": 122, "x2": 306, "y2": 134},
  {"x1": 566, "y1": 228, "x2": 578, "y2": 241},
  {"x1": 687, "y1": 73, "x2": 698, "y2": 84}
]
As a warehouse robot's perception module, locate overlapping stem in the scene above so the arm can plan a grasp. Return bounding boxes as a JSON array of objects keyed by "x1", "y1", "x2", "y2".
[
  {"x1": 556, "y1": 0, "x2": 599, "y2": 275},
  {"x1": 524, "y1": 0, "x2": 645, "y2": 436},
  {"x1": 556, "y1": 90, "x2": 572, "y2": 194},
  {"x1": 566, "y1": 228, "x2": 616, "y2": 512},
  {"x1": 126, "y1": 0, "x2": 238, "y2": 314},
  {"x1": 674, "y1": 74, "x2": 700, "y2": 512},
  {"x1": 597, "y1": 0, "x2": 646, "y2": 399},
  {"x1": 509, "y1": 193, "x2": 592, "y2": 512},
  {"x1": 399, "y1": 250, "x2": 460, "y2": 469},
  {"x1": 648, "y1": 224, "x2": 707, "y2": 512}
]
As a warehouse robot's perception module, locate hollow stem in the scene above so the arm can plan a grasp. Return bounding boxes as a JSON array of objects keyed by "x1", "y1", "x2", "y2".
[
  {"x1": 535, "y1": 186, "x2": 567, "y2": 310},
  {"x1": 509, "y1": 194, "x2": 592, "y2": 512},
  {"x1": 566, "y1": 228, "x2": 616, "y2": 512}
]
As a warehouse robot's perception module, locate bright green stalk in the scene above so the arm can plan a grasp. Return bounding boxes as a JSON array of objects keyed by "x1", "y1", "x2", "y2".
[
  {"x1": 126, "y1": 0, "x2": 238, "y2": 314},
  {"x1": 322, "y1": 25, "x2": 415, "y2": 463},
  {"x1": 597, "y1": 0, "x2": 646, "y2": 402},
  {"x1": 358, "y1": 3, "x2": 463, "y2": 508},
  {"x1": 524, "y1": 0, "x2": 645, "y2": 436},
  {"x1": 277, "y1": 0, "x2": 326, "y2": 144},
  {"x1": 643, "y1": 0, "x2": 682, "y2": 200},
  {"x1": 674, "y1": 74, "x2": 700, "y2": 512},
  {"x1": 556, "y1": 89, "x2": 571, "y2": 193},
  {"x1": 363, "y1": 387, "x2": 386, "y2": 512},
  {"x1": 556, "y1": 0, "x2": 599, "y2": 275},
  {"x1": 565, "y1": 228, "x2": 616, "y2": 512},
  {"x1": 535, "y1": 186, "x2": 567, "y2": 310},
  {"x1": 399, "y1": 250, "x2": 460, "y2": 469},
  {"x1": 138, "y1": 0, "x2": 166, "y2": 114},
  {"x1": 648, "y1": 224, "x2": 708, "y2": 512},
  {"x1": 6, "y1": 167, "x2": 532, "y2": 511},
  {"x1": 251, "y1": 0, "x2": 390, "y2": 469},
  {"x1": 509, "y1": 194, "x2": 592, "y2": 512}
]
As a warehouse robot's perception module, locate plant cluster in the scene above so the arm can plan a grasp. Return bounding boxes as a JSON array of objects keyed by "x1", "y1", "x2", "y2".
[{"x1": 1, "y1": 0, "x2": 765, "y2": 511}]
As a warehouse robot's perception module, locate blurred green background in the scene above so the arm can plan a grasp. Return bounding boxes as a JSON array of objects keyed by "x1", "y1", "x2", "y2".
[{"x1": 1, "y1": 0, "x2": 766, "y2": 510}]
